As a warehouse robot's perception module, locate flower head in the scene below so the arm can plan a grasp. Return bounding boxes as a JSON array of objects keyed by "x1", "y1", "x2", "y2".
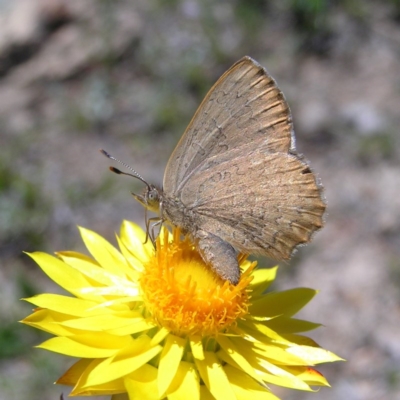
[{"x1": 22, "y1": 221, "x2": 342, "y2": 399}]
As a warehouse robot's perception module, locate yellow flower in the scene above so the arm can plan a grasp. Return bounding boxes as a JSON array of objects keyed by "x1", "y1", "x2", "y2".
[{"x1": 22, "y1": 221, "x2": 342, "y2": 399}]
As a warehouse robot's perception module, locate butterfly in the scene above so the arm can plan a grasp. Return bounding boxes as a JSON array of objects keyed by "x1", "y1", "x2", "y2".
[{"x1": 102, "y1": 56, "x2": 325, "y2": 285}]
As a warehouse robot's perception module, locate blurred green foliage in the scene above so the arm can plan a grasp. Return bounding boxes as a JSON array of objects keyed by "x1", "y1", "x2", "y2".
[
  {"x1": 357, "y1": 133, "x2": 396, "y2": 165},
  {"x1": 0, "y1": 164, "x2": 49, "y2": 255}
]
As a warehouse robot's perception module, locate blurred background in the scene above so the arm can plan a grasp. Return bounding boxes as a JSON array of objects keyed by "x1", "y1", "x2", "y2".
[{"x1": 1, "y1": 0, "x2": 400, "y2": 399}]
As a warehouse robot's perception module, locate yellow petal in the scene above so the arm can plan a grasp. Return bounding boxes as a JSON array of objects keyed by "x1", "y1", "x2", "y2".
[
  {"x1": 125, "y1": 364, "x2": 159, "y2": 400},
  {"x1": 199, "y1": 385, "x2": 217, "y2": 400},
  {"x1": 250, "y1": 267, "x2": 278, "y2": 297},
  {"x1": 79, "y1": 226, "x2": 128, "y2": 277},
  {"x1": 223, "y1": 365, "x2": 279, "y2": 400},
  {"x1": 75, "y1": 285, "x2": 140, "y2": 300},
  {"x1": 107, "y1": 318, "x2": 156, "y2": 336},
  {"x1": 265, "y1": 317, "x2": 321, "y2": 333},
  {"x1": 38, "y1": 332, "x2": 133, "y2": 358},
  {"x1": 158, "y1": 334, "x2": 186, "y2": 396},
  {"x1": 72, "y1": 384, "x2": 125, "y2": 396},
  {"x1": 119, "y1": 221, "x2": 154, "y2": 264},
  {"x1": 167, "y1": 361, "x2": 200, "y2": 400},
  {"x1": 57, "y1": 253, "x2": 138, "y2": 291},
  {"x1": 250, "y1": 288, "x2": 317, "y2": 318},
  {"x1": 57, "y1": 358, "x2": 93, "y2": 385},
  {"x1": 216, "y1": 341, "x2": 313, "y2": 390},
  {"x1": 256, "y1": 359, "x2": 313, "y2": 390},
  {"x1": 60, "y1": 310, "x2": 144, "y2": 332},
  {"x1": 286, "y1": 344, "x2": 344, "y2": 364},
  {"x1": 190, "y1": 336, "x2": 204, "y2": 360},
  {"x1": 23, "y1": 293, "x2": 107, "y2": 317},
  {"x1": 150, "y1": 326, "x2": 170, "y2": 346},
  {"x1": 194, "y1": 351, "x2": 236, "y2": 400},
  {"x1": 70, "y1": 358, "x2": 126, "y2": 395},
  {"x1": 116, "y1": 235, "x2": 145, "y2": 279},
  {"x1": 238, "y1": 319, "x2": 291, "y2": 345},
  {"x1": 22, "y1": 308, "x2": 76, "y2": 336},
  {"x1": 83, "y1": 335, "x2": 162, "y2": 386},
  {"x1": 56, "y1": 250, "x2": 98, "y2": 263},
  {"x1": 216, "y1": 335, "x2": 262, "y2": 383},
  {"x1": 26, "y1": 252, "x2": 92, "y2": 296},
  {"x1": 251, "y1": 341, "x2": 307, "y2": 366},
  {"x1": 284, "y1": 365, "x2": 331, "y2": 386},
  {"x1": 283, "y1": 334, "x2": 320, "y2": 346},
  {"x1": 231, "y1": 332, "x2": 305, "y2": 365}
]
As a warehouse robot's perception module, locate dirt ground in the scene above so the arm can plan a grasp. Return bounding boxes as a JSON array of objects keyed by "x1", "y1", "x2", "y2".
[{"x1": 1, "y1": 1, "x2": 399, "y2": 399}]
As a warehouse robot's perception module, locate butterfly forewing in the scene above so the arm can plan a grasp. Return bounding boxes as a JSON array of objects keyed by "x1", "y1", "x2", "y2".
[{"x1": 163, "y1": 56, "x2": 295, "y2": 195}]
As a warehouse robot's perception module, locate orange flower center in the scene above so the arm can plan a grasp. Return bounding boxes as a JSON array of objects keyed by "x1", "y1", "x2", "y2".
[{"x1": 139, "y1": 229, "x2": 254, "y2": 336}]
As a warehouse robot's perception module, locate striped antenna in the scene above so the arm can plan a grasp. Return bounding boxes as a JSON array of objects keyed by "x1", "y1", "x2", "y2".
[{"x1": 100, "y1": 149, "x2": 150, "y2": 188}]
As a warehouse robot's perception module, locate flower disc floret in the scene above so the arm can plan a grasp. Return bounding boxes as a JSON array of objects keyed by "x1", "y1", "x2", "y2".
[{"x1": 140, "y1": 229, "x2": 253, "y2": 336}]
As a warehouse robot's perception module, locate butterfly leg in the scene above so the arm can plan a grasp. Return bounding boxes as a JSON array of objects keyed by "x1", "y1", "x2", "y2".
[
  {"x1": 144, "y1": 216, "x2": 163, "y2": 246},
  {"x1": 194, "y1": 230, "x2": 240, "y2": 285}
]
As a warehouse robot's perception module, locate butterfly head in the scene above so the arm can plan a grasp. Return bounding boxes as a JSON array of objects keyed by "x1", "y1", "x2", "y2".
[{"x1": 132, "y1": 185, "x2": 162, "y2": 213}]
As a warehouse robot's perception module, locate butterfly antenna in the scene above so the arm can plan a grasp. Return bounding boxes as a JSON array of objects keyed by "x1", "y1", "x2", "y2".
[{"x1": 100, "y1": 149, "x2": 150, "y2": 188}]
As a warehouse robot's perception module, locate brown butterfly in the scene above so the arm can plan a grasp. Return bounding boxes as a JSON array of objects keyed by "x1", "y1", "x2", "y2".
[{"x1": 102, "y1": 56, "x2": 325, "y2": 285}]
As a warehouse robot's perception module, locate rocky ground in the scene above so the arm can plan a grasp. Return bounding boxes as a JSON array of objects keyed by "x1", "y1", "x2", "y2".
[{"x1": 1, "y1": 1, "x2": 400, "y2": 399}]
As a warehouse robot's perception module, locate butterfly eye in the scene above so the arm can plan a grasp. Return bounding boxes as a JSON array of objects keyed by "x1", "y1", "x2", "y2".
[{"x1": 148, "y1": 191, "x2": 158, "y2": 201}]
